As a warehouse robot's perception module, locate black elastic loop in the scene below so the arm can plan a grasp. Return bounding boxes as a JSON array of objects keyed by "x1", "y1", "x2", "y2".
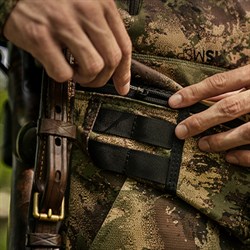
[
  {"x1": 165, "y1": 108, "x2": 189, "y2": 192},
  {"x1": 88, "y1": 140, "x2": 170, "y2": 185},
  {"x1": 93, "y1": 108, "x2": 175, "y2": 149}
]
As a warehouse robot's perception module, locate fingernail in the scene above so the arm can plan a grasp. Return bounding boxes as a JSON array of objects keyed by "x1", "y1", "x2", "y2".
[
  {"x1": 226, "y1": 155, "x2": 239, "y2": 165},
  {"x1": 117, "y1": 81, "x2": 130, "y2": 95},
  {"x1": 124, "y1": 81, "x2": 130, "y2": 93},
  {"x1": 198, "y1": 139, "x2": 211, "y2": 152},
  {"x1": 175, "y1": 124, "x2": 188, "y2": 139},
  {"x1": 169, "y1": 94, "x2": 183, "y2": 107}
]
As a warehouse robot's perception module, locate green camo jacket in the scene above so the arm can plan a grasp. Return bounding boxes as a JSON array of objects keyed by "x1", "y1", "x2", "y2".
[
  {"x1": 117, "y1": 0, "x2": 250, "y2": 70},
  {"x1": 61, "y1": 1, "x2": 250, "y2": 249},
  {"x1": 0, "y1": 0, "x2": 18, "y2": 40},
  {"x1": 4, "y1": 0, "x2": 250, "y2": 249}
]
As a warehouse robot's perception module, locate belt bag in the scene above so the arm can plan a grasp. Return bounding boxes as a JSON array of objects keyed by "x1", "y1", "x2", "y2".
[{"x1": 73, "y1": 59, "x2": 250, "y2": 245}]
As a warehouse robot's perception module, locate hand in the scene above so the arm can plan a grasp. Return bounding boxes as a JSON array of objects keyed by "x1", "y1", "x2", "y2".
[
  {"x1": 4, "y1": 0, "x2": 132, "y2": 95},
  {"x1": 168, "y1": 64, "x2": 250, "y2": 167}
]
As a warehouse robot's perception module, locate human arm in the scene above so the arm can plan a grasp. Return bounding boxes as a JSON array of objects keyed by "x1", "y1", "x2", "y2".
[
  {"x1": 168, "y1": 65, "x2": 250, "y2": 167},
  {"x1": 3, "y1": 0, "x2": 132, "y2": 95}
]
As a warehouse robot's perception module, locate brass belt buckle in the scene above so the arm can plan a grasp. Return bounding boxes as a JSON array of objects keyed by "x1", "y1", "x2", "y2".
[{"x1": 32, "y1": 192, "x2": 65, "y2": 222}]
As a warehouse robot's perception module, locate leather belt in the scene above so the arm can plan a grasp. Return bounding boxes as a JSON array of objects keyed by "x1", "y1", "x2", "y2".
[{"x1": 26, "y1": 50, "x2": 76, "y2": 249}]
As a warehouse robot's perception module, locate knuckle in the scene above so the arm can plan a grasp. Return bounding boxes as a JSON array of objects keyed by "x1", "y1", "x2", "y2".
[
  {"x1": 76, "y1": 2, "x2": 98, "y2": 15},
  {"x1": 188, "y1": 85, "x2": 200, "y2": 100},
  {"x1": 188, "y1": 115, "x2": 205, "y2": 133},
  {"x1": 105, "y1": 49, "x2": 122, "y2": 68},
  {"x1": 240, "y1": 154, "x2": 250, "y2": 167},
  {"x1": 210, "y1": 139, "x2": 223, "y2": 152},
  {"x1": 114, "y1": 71, "x2": 130, "y2": 84},
  {"x1": 49, "y1": 67, "x2": 71, "y2": 82},
  {"x1": 206, "y1": 72, "x2": 227, "y2": 91},
  {"x1": 217, "y1": 99, "x2": 242, "y2": 118},
  {"x1": 50, "y1": 8, "x2": 69, "y2": 27},
  {"x1": 75, "y1": 62, "x2": 103, "y2": 84},
  {"x1": 240, "y1": 123, "x2": 250, "y2": 142},
  {"x1": 121, "y1": 39, "x2": 132, "y2": 58},
  {"x1": 76, "y1": 74, "x2": 95, "y2": 84},
  {"x1": 85, "y1": 60, "x2": 104, "y2": 77}
]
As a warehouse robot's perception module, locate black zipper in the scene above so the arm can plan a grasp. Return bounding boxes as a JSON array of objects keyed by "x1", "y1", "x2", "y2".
[
  {"x1": 129, "y1": 85, "x2": 172, "y2": 106},
  {"x1": 77, "y1": 83, "x2": 172, "y2": 107}
]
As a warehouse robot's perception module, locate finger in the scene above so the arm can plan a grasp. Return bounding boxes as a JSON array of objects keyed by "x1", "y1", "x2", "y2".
[
  {"x1": 112, "y1": 58, "x2": 131, "y2": 95},
  {"x1": 106, "y1": 2, "x2": 132, "y2": 95},
  {"x1": 205, "y1": 89, "x2": 245, "y2": 102},
  {"x1": 75, "y1": 4, "x2": 123, "y2": 88},
  {"x1": 226, "y1": 150, "x2": 250, "y2": 167},
  {"x1": 169, "y1": 64, "x2": 250, "y2": 108},
  {"x1": 29, "y1": 26, "x2": 73, "y2": 82},
  {"x1": 198, "y1": 122, "x2": 250, "y2": 152},
  {"x1": 73, "y1": 26, "x2": 120, "y2": 89},
  {"x1": 175, "y1": 90, "x2": 250, "y2": 139},
  {"x1": 56, "y1": 18, "x2": 105, "y2": 84},
  {"x1": 76, "y1": 1, "x2": 131, "y2": 94}
]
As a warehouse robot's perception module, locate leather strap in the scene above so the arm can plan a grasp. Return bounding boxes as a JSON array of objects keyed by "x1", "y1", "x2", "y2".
[
  {"x1": 26, "y1": 50, "x2": 76, "y2": 249},
  {"x1": 26, "y1": 233, "x2": 61, "y2": 248}
]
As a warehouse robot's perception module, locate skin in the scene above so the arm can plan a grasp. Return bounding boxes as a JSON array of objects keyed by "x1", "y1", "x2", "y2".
[
  {"x1": 4, "y1": 1, "x2": 248, "y2": 166},
  {"x1": 3, "y1": 0, "x2": 132, "y2": 95},
  {"x1": 169, "y1": 64, "x2": 250, "y2": 167}
]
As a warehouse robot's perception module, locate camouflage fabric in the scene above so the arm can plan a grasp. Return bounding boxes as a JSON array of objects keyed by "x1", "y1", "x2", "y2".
[
  {"x1": 117, "y1": 0, "x2": 250, "y2": 70},
  {"x1": 62, "y1": 78, "x2": 249, "y2": 249},
  {"x1": 0, "y1": 0, "x2": 18, "y2": 40},
  {"x1": 60, "y1": 1, "x2": 250, "y2": 249}
]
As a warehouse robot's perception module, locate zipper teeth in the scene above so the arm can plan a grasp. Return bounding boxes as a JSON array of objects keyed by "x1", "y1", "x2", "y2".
[
  {"x1": 79, "y1": 84, "x2": 171, "y2": 107},
  {"x1": 147, "y1": 88, "x2": 171, "y2": 99},
  {"x1": 130, "y1": 85, "x2": 172, "y2": 100},
  {"x1": 143, "y1": 96, "x2": 169, "y2": 106},
  {"x1": 81, "y1": 84, "x2": 172, "y2": 100},
  {"x1": 131, "y1": 85, "x2": 171, "y2": 107}
]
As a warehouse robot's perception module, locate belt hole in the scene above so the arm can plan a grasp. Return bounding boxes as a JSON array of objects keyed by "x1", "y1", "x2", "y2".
[
  {"x1": 55, "y1": 170, "x2": 61, "y2": 181},
  {"x1": 55, "y1": 137, "x2": 61, "y2": 146},
  {"x1": 55, "y1": 105, "x2": 61, "y2": 114}
]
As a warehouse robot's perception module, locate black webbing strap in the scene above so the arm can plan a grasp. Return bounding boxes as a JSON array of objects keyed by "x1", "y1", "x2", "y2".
[
  {"x1": 165, "y1": 108, "x2": 189, "y2": 192},
  {"x1": 88, "y1": 140, "x2": 170, "y2": 185},
  {"x1": 88, "y1": 107, "x2": 187, "y2": 191},
  {"x1": 93, "y1": 108, "x2": 175, "y2": 149}
]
